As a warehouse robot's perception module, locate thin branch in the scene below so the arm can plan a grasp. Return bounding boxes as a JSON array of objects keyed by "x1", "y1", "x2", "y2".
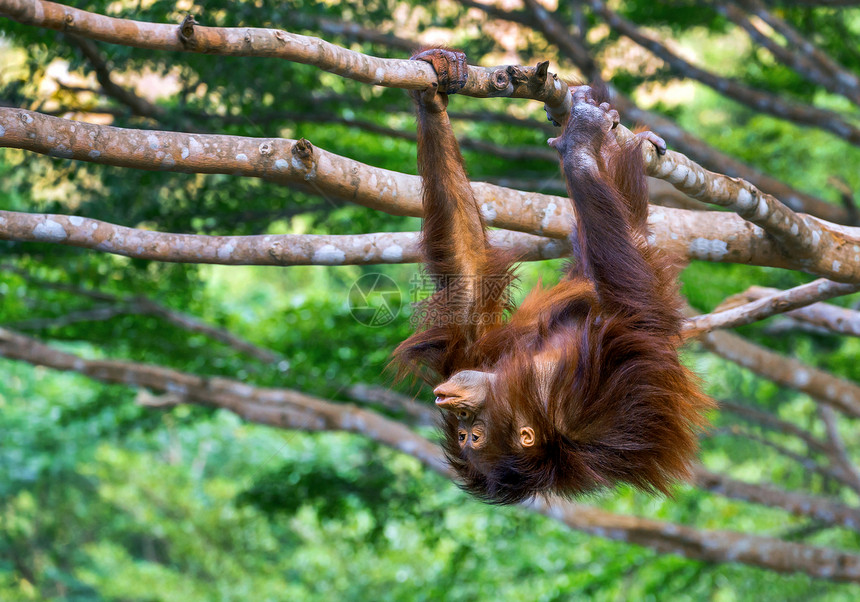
[
  {"x1": 762, "y1": 316, "x2": 836, "y2": 337},
  {"x1": 0, "y1": 210, "x2": 567, "y2": 265},
  {"x1": 63, "y1": 33, "x2": 168, "y2": 121},
  {"x1": 719, "y1": 399, "x2": 829, "y2": 454},
  {"x1": 691, "y1": 465, "x2": 860, "y2": 531},
  {"x1": 775, "y1": 1, "x2": 860, "y2": 6},
  {"x1": 829, "y1": 176, "x2": 859, "y2": 226},
  {"x1": 1, "y1": 263, "x2": 116, "y2": 302},
  {"x1": 684, "y1": 278, "x2": 860, "y2": 336},
  {"x1": 588, "y1": 0, "x2": 860, "y2": 146},
  {"x1": 719, "y1": 284, "x2": 860, "y2": 337},
  {"x1": 130, "y1": 298, "x2": 281, "y2": 362},
  {"x1": 291, "y1": 14, "x2": 416, "y2": 53},
  {"x1": 712, "y1": 425, "x2": 848, "y2": 486},
  {"x1": 3, "y1": 325, "x2": 860, "y2": 581},
  {"x1": 346, "y1": 384, "x2": 437, "y2": 427},
  {"x1": 716, "y1": 2, "x2": 860, "y2": 105},
  {"x1": 741, "y1": 0, "x2": 860, "y2": 95},
  {"x1": 519, "y1": 0, "x2": 600, "y2": 76},
  {"x1": 819, "y1": 405, "x2": 860, "y2": 493},
  {"x1": 7, "y1": 304, "x2": 130, "y2": 330},
  {"x1": 2, "y1": 265, "x2": 282, "y2": 362}
]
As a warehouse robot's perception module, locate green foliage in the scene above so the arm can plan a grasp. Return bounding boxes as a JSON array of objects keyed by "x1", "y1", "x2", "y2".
[{"x1": 3, "y1": 0, "x2": 860, "y2": 599}]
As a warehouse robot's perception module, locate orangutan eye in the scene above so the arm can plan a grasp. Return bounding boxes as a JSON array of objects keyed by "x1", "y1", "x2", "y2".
[
  {"x1": 458, "y1": 432, "x2": 466, "y2": 442},
  {"x1": 472, "y1": 433, "x2": 479, "y2": 442}
]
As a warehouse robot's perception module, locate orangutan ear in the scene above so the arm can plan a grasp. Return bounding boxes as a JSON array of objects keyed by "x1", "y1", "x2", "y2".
[{"x1": 519, "y1": 427, "x2": 536, "y2": 447}]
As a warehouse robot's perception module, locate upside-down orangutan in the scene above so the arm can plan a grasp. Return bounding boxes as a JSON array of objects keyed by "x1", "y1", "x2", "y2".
[{"x1": 394, "y1": 48, "x2": 713, "y2": 504}]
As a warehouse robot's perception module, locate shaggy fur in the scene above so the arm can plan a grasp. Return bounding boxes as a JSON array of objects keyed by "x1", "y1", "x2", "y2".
[{"x1": 394, "y1": 67, "x2": 713, "y2": 505}]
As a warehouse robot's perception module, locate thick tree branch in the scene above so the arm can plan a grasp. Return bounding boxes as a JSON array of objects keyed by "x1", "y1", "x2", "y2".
[
  {"x1": 3, "y1": 326, "x2": 860, "y2": 581},
  {"x1": 0, "y1": 107, "x2": 578, "y2": 238},
  {"x1": 60, "y1": 103, "x2": 558, "y2": 165},
  {"x1": 617, "y1": 124, "x2": 854, "y2": 279}
]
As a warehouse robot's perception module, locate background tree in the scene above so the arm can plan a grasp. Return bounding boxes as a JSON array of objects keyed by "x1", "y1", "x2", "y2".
[{"x1": 2, "y1": 0, "x2": 860, "y2": 599}]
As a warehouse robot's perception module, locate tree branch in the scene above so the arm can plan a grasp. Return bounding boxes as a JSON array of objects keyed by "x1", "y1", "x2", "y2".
[
  {"x1": 684, "y1": 278, "x2": 860, "y2": 336},
  {"x1": 698, "y1": 328, "x2": 860, "y2": 418},
  {"x1": 740, "y1": 0, "x2": 860, "y2": 96},
  {"x1": 6, "y1": 0, "x2": 853, "y2": 236},
  {"x1": 63, "y1": 33, "x2": 168, "y2": 121},
  {"x1": 290, "y1": 14, "x2": 417, "y2": 53},
  {"x1": 587, "y1": 0, "x2": 860, "y2": 146},
  {"x1": 618, "y1": 124, "x2": 852, "y2": 279},
  {"x1": 7, "y1": 304, "x2": 129, "y2": 330},
  {"x1": 527, "y1": 496, "x2": 860, "y2": 581},
  {"x1": 612, "y1": 93, "x2": 854, "y2": 224},
  {"x1": 712, "y1": 425, "x2": 849, "y2": 486},
  {"x1": 718, "y1": 284, "x2": 860, "y2": 337},
  {"x1": 0, "y1": 0, "x2": 571, "y2": 110},
  {"x1": 0, "y1": 210, "x2": 567, "y2": 265},
  {"x1": 719, "y1": 399, "x2": 829, "y2": 454},
  {"x1": 0, "y1": 0, "x2": 855, "y2": 275},
  {"x1": 819, "y1": 405, "x2": 860, "y2": 493},
  {"x1": 691, "y1": 465, "x2": 860, "y2": 531},
  {"x1": 2, "y1": 266, "x2": 282, "y2": 362},
  {"x1": 716, "y1": 2, "x2": 860, "y2": 105},
  {"x1": 346, "y1": 384, "x2": 437, "y2": 427}
]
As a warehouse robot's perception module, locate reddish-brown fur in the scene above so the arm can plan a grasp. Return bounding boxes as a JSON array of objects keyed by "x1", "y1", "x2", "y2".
[{"x1": 394, "y1": 51, "x2": 713, "y2": 504}]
